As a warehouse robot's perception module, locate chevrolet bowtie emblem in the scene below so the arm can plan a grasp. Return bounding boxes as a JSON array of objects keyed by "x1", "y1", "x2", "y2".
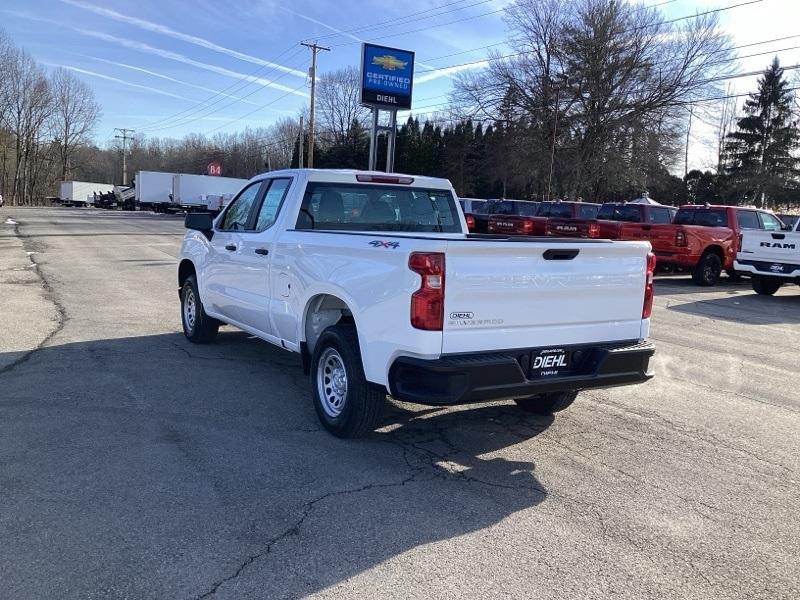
[{"x1": 372, "y1": 54, "x2": 408, "y2": 70}]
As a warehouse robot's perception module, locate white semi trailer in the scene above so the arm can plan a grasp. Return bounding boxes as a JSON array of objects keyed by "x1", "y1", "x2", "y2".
[
  {"x1": 58, "y1": 181, "x2": 115, "y2": 207},
  {"x1": 171, "y1": 174, "x2": 248, "y2": 213},
  {"x1": 134, "y1": 171, "x2": 177, "y2": 212}
]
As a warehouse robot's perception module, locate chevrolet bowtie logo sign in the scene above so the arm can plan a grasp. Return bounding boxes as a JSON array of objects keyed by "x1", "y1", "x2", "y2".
[{"x1": 372, "y1": 54, "x2": 408, "y2": 70}]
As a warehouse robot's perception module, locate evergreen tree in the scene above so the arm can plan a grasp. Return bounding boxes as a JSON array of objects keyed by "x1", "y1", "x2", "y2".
[{"x1": 722, "y1": 58, "x2": 800, "y2": 208}]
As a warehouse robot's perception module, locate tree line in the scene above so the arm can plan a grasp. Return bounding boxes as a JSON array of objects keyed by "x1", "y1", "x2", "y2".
[{"x1": 2, "y1": 0, "x2": 799, "y2": 210}]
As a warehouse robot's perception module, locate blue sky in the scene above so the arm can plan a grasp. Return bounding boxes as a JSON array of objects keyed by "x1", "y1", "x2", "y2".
[{"x1": 4, "y1": 0, "x2": 800, "y2": 169}]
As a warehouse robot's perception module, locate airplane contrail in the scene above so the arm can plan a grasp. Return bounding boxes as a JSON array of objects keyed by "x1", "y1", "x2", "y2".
[
  {"x1": 279, "y1": 6, "x2": 473, "y2": 84},
  {"x1": 76, "y1": 30, "x2": 309, "y2": 98},
  {"x1": 60, "y1": 0, "x2": 306, "y2": 78},
  {"x1": 84, "y1": 56, "x2": 262, "y2": 106},
  {"x1": 43, "y1": 63, "x2": 195, "y2": 101}
]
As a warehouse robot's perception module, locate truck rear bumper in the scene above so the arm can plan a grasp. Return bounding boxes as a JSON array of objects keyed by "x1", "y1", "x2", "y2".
[
  {"x1": 735, "y1": 259, "x2": 800, "y2": 280},
  {"x1": 388, "y1": 340, "x2": 655, "y2": 406}
]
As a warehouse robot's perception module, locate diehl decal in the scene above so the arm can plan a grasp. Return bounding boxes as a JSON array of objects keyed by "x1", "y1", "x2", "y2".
[
  {"x1": 368, "y1": 240, "x2": 400, "y2": 249},
  {"x1": 760, "y1": 241, "x2": 796, "y2": 249},
  {"x1": 450, "y1": 312, "x2": 474, "y2": 319}
]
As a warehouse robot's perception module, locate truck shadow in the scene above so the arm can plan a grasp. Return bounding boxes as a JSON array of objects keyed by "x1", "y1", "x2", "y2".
[
  {"x1": 0, "y1": 330, "x2": 552, "y2": 598},
  {"x1": 667, "y1": 288, "x2": 800, "y2": 324}
]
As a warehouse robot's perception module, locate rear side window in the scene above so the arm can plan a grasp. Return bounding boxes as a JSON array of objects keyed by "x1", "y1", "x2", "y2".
[
  {"x1": 549, "y1": 203, "x2": 572, "y2": 218},
  {"x1": 674, "y1": 208, "x2": 728, "y2": 227},
  {"x1": 578, "y1": 204, "x2": 599, "y2": 219},
  {"x1": 598, "y1": 204, "x2": 640, "y2": 222},
  {"x1": 516, "y1": 202, "x2": 538, "y2": 216},
  {"x1": 736, "y1": 210, "x2": 760, "y2": 230},
  {"x1": 649, "y1": 207, "x2": 672, "y2": 224},
  {"x1": 296, "y1": 183, "x2": 462, "y2": 233},
  {"x1": 219, "y1": 182, "x2": 262, "y2": 231}
]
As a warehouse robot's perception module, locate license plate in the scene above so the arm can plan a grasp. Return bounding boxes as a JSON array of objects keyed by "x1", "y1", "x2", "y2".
[{"x1": 530, "y1": 348, "x2": 570, "y2": 378}]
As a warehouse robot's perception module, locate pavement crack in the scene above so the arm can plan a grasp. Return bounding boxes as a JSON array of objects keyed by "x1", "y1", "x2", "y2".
[{"x1": 0, "y1": 220, "x2": 68, "y2": 377}]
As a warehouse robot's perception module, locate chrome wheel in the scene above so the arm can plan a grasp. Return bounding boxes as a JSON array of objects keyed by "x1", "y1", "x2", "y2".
[
  {"x1": 183, "y1": 287, "x2": 196, "y2": 331},
  {"x1": 317, "y1": 347, "x2": 348, "y2": 418}
]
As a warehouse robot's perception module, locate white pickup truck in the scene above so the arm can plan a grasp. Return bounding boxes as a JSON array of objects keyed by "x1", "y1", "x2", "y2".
[
  {"x1": 735, "y1": 218, "x2": 800, "y2": 295},
  {"x1": 178, "y1": 169, "x2": 656, "y2": 437}
]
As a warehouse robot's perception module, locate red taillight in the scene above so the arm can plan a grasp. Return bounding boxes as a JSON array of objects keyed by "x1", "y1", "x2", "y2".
[
  {"x1": 588, "y1": 222, "x2": 600, "y2": 238},
  {"x1": 642, "y1": 252, "x2": 656, "y2": 319},
  {"x1": 355, "y1": 174, "x2": 414, "y2": 184},
  {"x1": 409, "y1": 252, "x2": 445, "y2": 330},
  {"x1": 675, "y1": 230, "x2": 687, "y2": 247},
  {"x1": 465, "y1": 214, "x2": 476, "y2": 231},
  {"x1": 522, "y1": 218, "x2": 534, "y2": 235}
]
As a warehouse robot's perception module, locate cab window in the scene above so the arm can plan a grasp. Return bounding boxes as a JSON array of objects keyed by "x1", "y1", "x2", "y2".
[
  {"x1": 254, "y1": 179, "x2": 291, "y2": 231},
  {"x1": 218, "y1": 182, "x2": 263, "y2": 231},
  {"x1": 649, "y1": 207, "x2": 672, "y2": 224},
  {"x1": 736, "y1": 210, "x2": 760, "y2": 230},
  {"x1": 759, "y1": 212, "x2": 783, "y2": 231}
]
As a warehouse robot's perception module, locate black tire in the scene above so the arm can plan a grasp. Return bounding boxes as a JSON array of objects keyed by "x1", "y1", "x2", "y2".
[
  {"x1": 751, "y1": 275, "x2": 782, "y2": 296},
  {"x1": 692, "y1": 251, "x2": 723, "y2": 286},
  {"x1": 311, "y1": 325, "x2": 385, "y2": 438},
  {"x1": 514, "y1": 391, "x2": 578, "y2": 415},
  {"x1": 180, "y1": 275, "x2": 219, "y2": 343}
]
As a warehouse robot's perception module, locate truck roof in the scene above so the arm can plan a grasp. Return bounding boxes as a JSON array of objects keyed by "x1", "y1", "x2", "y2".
[{"x1": 250, "y1": 169, "x2": 454, "y2": 190}]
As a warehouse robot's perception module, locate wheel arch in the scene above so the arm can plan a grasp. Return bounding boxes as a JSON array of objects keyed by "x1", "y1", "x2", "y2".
[
  {"x1": 302, "y1": 293, "x2": 358, "y2": 363},
  {"x1": 178, "y1": 259, "x2": 196, "y2": 292}
]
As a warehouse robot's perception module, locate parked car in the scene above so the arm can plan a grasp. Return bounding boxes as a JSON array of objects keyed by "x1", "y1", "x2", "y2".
[
  {"x1": 655, "y1": 205, "x2": 784, "y2": 286},
  {"x1": 179, "y1": 169, "x2": 656, "y2": 438},
  {"x1": 477, "y1": 199, "x2": 539, "y2": 234},
  {"x1": 735, "y1": 217, "x2": 800, "y2": 295}
]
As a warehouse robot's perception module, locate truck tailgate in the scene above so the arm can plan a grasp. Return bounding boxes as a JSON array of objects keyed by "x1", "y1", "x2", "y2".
[
  {"x1": 739, "y1": 230, "x2": 800, "y2": 263},
  {"x1": 442, "y1": 240, "x2": 649, "y2": 354}
]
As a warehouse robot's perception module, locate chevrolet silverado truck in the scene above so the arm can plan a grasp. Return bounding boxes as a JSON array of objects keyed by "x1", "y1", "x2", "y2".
[
  {"x1": 178, "y1": 169, "x2": 656, "y2": 438},
  {"x1": 735, "y1": 218, "x2": 800, "y2": 295},
  {"x1": 655, "y1": 205, "x2": 784, "y2": 286}
]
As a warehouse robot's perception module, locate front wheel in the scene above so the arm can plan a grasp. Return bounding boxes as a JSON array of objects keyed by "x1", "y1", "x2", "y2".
[
  {"x1": 180, "y1": 275, "x2": 219, "y2": 343},
  {"x1": 692, "y1": 252, "x2": 722, "y2": 286},
  {"x1": 514, "y1": 391, "x2": 578, "y2": 415},
  {"x1": 311, "y1": 325, "x2": 385, "y2": 438},
  {"x1": 752, "y1": 275, "x2": 782, "y2": 296}
]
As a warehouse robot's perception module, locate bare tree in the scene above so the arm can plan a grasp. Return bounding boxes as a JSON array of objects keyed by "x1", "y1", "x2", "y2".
[
  {"x1": 50, "y1": 68, "x2": 101, "y2": 180},
  {"x1": 316, "y1": 67, "x2": 369, "y2": 145}
]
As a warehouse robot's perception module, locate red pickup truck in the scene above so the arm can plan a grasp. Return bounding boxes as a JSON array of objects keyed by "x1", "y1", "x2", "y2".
[
  {"x1": 595, "y1": 203, "x2": 677, "y2": 241},
  {"x1": 655, "y1": 205, "x2": 785, "y2": 285},
  {"x1": 490, "y1": 201, "x2": 600, "y2": 236}
]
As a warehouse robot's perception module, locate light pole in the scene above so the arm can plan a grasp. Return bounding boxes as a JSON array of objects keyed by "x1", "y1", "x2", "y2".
[{"x1": 546, "y1": 74, "x2": 569, "y2": 201}]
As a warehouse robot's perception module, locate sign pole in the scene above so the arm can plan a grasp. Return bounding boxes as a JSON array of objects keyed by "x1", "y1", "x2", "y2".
[
  {"x1": 386, "y1": 110, "x2": 397, "y2": 173},
  {"x1": 369, "y1": 108, "x2": 379, "y2": 171}
]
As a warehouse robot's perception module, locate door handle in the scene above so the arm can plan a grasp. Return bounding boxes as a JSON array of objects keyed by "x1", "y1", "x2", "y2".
[
  {"x1": 254, "y1": 248, "x2": 269, "y2": 256},
  {"x1": 224, "y1": 244, "x2": 237, "y2": 251}
]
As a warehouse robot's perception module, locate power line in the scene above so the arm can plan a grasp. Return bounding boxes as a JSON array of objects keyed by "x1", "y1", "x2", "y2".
[{"x1": 301, "y1": 42, "x2": 330, "y2": 167}]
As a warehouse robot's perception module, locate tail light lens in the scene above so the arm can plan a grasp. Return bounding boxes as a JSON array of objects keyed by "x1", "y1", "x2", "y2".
[
  {"x1": 737, "y1": 232, "x2": 743, "y2": 250},
  {"x1": 675, "y1": 230, "x2": 687, "y2": 247},
  {"x1": 465, "y1": 214, "x2": 476, "y2": 231},
  {"x1": 409, "y1": 252, "x2": 445, "y2": 330},
  {"x1": 588, "y1": 222, "x2": 600, "y2": 238},
  {"x1": 642, "y1": 252, "x2": 656, "y2": 319},
  {"x1": 522, "y1": 218, "x2": 534, "y2": 235}
]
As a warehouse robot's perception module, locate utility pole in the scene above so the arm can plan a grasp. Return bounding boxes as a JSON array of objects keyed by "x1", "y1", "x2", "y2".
[
  {"x1": 301, "y1": 41, "x2": 329, "y2": 168},
  {"x1": 114, "y1": 128, "x2": 135, "y2": 185}
]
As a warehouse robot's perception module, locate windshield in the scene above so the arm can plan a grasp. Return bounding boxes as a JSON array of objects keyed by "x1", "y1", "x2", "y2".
[{"x1": 296, "y1": 183, "x2": 462, "y2": 233}]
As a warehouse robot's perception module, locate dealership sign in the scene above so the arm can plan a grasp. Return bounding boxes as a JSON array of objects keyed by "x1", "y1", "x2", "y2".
[{"x1": 360, "y1": 43, "x2": 415, "y2": 110}]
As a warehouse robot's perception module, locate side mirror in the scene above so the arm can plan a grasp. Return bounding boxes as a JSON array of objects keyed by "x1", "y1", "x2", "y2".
[{"x1": 185, "y1": 212, "x2": 214, "y2": 239}]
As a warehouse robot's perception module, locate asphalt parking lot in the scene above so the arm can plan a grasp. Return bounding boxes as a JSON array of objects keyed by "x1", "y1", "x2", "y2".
[{"x1": 1, "y1": 207, "x2": 798, "y2": 600}]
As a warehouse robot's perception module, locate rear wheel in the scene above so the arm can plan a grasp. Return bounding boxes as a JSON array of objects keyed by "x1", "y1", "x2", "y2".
[
  {"x1": 692, "y1": 252, "x2": 722, "y2": 286},
  {"x1": 180, "y1": 275, "x2": 219, "y2": 343},
  {"x1": 311, "y1": 325, "x2": 385, "y2": 438},
  {"x1": 514, "y1": 391, "x2": 578, "y2": 415},
  {"x1": 752, "y1": 275, "x2": 782, "y2": 296}
]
